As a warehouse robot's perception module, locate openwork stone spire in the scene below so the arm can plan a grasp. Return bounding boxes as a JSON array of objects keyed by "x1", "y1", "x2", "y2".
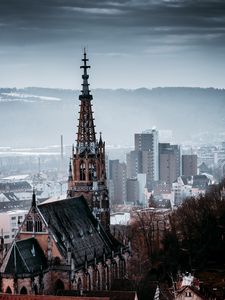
[
  {"x1": 67, "y1": 50, "x2": 110, "y2": 232},
  {"x1": 77, "y1": 49, "x2": 96, "y2": 152}
]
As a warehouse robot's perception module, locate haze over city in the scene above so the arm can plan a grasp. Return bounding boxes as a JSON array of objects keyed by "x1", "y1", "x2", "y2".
[{"x1": 0, "y1": 0, "x2": 225, "y2": 89}]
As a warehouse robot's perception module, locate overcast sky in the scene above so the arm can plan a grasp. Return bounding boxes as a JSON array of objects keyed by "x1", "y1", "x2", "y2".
[{"x1": 0, "y1": 0, "x2": 225, "y2": 89}]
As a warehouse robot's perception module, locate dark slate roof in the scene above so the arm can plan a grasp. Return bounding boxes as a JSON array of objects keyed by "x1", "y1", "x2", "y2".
[
  {"x1": 181, "y1": 176, "x2": 192, "y2": 185},
  {"x1": 0, "y1": 181, "x2": 32, "y2": 192},
  {"x1": 192, "y1": 175, "x2": 209, "y2": 188},
  {"x1": 3, "y1": 192, "x2": 19, "y2": 202},
  {"x1": 0, "y1": 200, "x2": 32, "y2": 212},
  {"x1": 2, "y1": 237, "x2": 47, "y2": 275},
  {"x1": 38, "y1": 196, "x2": 121, "y2": 269}
]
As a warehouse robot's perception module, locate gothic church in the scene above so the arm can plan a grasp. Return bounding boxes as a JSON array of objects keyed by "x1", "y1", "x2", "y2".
[{"x1": 0, "y1": 51, "x2": 129, "y2": 295}]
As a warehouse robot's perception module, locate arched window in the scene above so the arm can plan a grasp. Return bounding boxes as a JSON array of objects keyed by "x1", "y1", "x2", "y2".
[
  {"x1": 35, "y1": 220, "x2": 42, "y2": 232},
  {"x1": 77, "y1": 277, "x2": 83, "y2": 293},
  {"x1": 119, "y1": 259, "x2": 126, "y2": 278},
  {"x1": 83, "y1": 273, "x2": 91, "y2": 291},
  {"x1": 112, "y1": 261, "x2": 118, "y2": 280},
  {"x1": 104, "y1": 265, "x2": 109, "y2": 290},
  {"x1": 80, "y1": 162, "x2": 86, "y2": 181},
  {"x1": 5, "y1": 286, "x2": 12, "y2": 294},
  {"x1": 20, "y1": 286, "x2": 28, "y2": 294},
  {"x1": 26, "y1": 220, "x2": 33, "y2": 232},
  {"x1": 88, "y1": 163, "x2": 95, "y2": 181},
  {"x1": 93, "y1": 268, "x2": 100, "y2": 290},
  {"x1": 33, "y1": 284, "x2": 38, "y2": 295}
]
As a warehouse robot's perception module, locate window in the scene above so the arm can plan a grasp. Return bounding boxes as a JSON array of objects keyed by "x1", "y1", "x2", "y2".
[
  {"x1": 80, "y1": 162, "x2": 86, "y2": 181},
  {"x1": 11, "y1": 216, "x2": 16, "y2": 220},
  {"x1": 35, "y1": 220, "x2": 43, "y2": 232},
  {"x1": 26, "y1": 220, "x2": 33, "y2": 232}
]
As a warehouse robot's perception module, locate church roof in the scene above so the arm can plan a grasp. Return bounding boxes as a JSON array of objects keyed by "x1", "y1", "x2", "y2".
[
  {"x1": 38, "y1": 196, "x2": 121, "y2": 269},
  {"x1": 1, "y1": 237, "x2": 47, "y2": 276}
]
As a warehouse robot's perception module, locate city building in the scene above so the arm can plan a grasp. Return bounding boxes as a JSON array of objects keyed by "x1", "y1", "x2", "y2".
[
  {"x1": 108, "y1": 160, "x2": 127, "y2": 205},
  {"x1": 182, "y1": 154, "x2": 197, "y2": 176},
  {"x1": 0, "y1": 210, "x2": 27, "y2": 244},
  {"x1": 134, "y1": 129, "x2": 159, "y2": 183},
  {"x1": 126, "y1": 178, "x2": 139, "y2": 205},
  {"x1": 171, "y1": 174, "x2": 212, "y2": 207},
  {"x1": 126, "y1": 150, "x2": 142, "y2": 179},
  {"x1": 159, "y1": 143, "x2": 180, "y2": 186},
  {"x1": 136, "y1": 174, "x2": 147, "y2": 207}
]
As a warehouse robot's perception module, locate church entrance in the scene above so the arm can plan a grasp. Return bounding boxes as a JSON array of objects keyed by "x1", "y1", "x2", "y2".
[
  {"x1": 20, "y1": 286, "x2": 28, "y2": 294},
  {"x1": 54, "y1": 279, "x2": 64, "y2": 295}
]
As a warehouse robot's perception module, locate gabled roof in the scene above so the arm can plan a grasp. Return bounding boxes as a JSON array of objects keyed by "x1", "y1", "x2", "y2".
[
  {"x1": 176, "y1": 286, "x2": 206, "y2": 300},
  {"x1": 1, "y1": 237, "x2": 47, "y2": 275},
  {"x1": 3, "y1": 192, "x2": 19, "y2": 202},
  {"x1": 38, "y1": 196, "x2": 122, "y2": 269}
]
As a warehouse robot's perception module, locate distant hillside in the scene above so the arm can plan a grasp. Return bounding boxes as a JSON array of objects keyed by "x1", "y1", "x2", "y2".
[{"x1": 0, "y1": 87, "x2": 224, "y2": 147}]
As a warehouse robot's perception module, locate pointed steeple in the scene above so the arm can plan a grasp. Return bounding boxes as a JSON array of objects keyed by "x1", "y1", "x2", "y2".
[
  {"x1": 79, "y1": 48, "x2": 93, "y2": 101},
  {"x1": 31, "y1": 188, "x2": 37, "y2": 208},
  {"x1": 76, "y1": 49, "x2": 96, "y2": 147},
  {"x1": 68, "y1": 160, "x2": 73, "y2": 181},
  {"x1": 67, "y1": 50, "x2": 110, "y2": 232},
  {"x1": 99, "y1": 132, "x2": 103, "y2": 145}
]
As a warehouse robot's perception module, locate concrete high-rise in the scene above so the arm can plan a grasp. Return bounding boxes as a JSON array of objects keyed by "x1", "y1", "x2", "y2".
[
  {"x1": 126, "y1": 150, "x2": 142, "y2": 178},
  {"x1": 126, "y1": 178, "x2": 139, "y2": 205},
  {"x1": 134, "y1": 129, "x2": 159, "y2": 182},
  {"x1": 109, "y1": 159, "x2": 127, "y2": 205},
  {"x1": 159, "y1": 143, "x2": 180, "y2": 185},
  {"x1": 182, "y1": 154, "x2": 197, "y2": 176}
]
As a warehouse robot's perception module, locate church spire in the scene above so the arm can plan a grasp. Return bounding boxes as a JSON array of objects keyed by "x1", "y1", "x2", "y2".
[
  {"x1": 79, "y1": 48, "x2": 93, "y2": 101},
  {"x1": 77, "y1": 49, "x2": 96, "y2": 149},
  {"x1": 68, "y1": 50, "x2": 110, "y2": 232},
  {"x1": 31, "y1": 188, "x2": 37, "y2": 208}
]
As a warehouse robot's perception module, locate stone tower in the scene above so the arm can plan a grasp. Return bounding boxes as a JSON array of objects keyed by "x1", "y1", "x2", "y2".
[{"x1": 67, "y1": 50, "x2": 110, "y2": 232}]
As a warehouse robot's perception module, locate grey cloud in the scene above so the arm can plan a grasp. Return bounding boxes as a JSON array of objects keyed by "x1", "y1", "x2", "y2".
[{"x1": 0, "y1": 0, "x2": 225, "y2": 89}]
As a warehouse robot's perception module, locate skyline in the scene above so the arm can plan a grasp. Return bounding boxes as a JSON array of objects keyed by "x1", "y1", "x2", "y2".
[{"x1": 0, "y1": 0, "x2": 225, "y2": 89}]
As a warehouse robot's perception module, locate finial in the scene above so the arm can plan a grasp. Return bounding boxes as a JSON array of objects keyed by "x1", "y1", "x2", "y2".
[
  {"x1": 79, "y1": 49, "x2": 93, "y2": 101},
  {"x1": 99, "y1": 132, "x2": 103, "y2": 144},
  {"x1": 32, "y1": 188, "x2": 37, "y2": 208},
  {"x1": 68, "y1": 160, "x2": 73, "y2": 181}
]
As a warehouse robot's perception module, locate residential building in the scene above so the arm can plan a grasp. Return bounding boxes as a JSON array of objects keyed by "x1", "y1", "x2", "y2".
[
  {"x1": 182, "y1": 154, "x2": 197, "y2": 176},
  {"x1": 126, "y1": 178, "x2": 139, "y2": 205},
  {"x1": 108, "y1": 160, "x2": 127, "y2": 205},
  {"x1": 159, "y1": 143, "x2": 181, "y2": 186},
  {"x1": 0, "y1": 210, "x2": 27, "y2": 244}
]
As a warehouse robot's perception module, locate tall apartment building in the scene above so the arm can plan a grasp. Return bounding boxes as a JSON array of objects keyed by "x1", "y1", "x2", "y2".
[
  {"x1": 159, "y1": 143, "x2": 181, "y2": 185},
  {"x1": 126, "y1": 150, "x2": 142, "y2": 178},
  {"x1": 134, "y1": 129, "x2": 159, "y2": 182},
  {"x1": 182, "y1": 154, "x2": 198, "y2": 176},
  {"x1": 109, "y1": 159, "x2": 127, "y2": 205},
  {"x1": 126, "y1": 178, "x2": 139, "y2": 205}
]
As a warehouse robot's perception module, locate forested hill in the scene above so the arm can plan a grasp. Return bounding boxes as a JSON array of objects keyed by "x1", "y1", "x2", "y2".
[{"x1": 0, "y1": 87, "x2": 224, "y2": 147}]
